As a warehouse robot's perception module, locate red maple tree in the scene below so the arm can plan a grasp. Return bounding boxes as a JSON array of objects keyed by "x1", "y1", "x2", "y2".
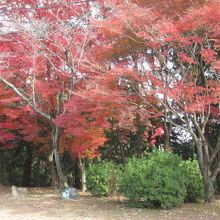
[
  {"x1": 82, "y1": 0, "x2": 220, "y2": 202},
  {"x1": 0, "y1": 0, "x2": 105, "y2": 189}
]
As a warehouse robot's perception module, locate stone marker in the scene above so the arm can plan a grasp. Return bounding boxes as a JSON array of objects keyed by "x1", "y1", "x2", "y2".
[
  {"x1": 60, "y1": 187, "x2": 80, "y2": 200},
  {"x1": 11, "y1": 185, "x2": 28, "y2": 198}
]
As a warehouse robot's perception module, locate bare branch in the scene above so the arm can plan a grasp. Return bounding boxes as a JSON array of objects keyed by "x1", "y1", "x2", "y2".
[{"x1": 0, "y1": 76, "x2": 52, "y2": 121}]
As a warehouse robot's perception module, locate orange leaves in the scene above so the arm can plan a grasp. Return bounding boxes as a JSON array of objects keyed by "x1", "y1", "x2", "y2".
[
  {"x1": 0, "y1": 120, "x2": 16, "y2": 145},
  {"x1": 178, "y1": 52, "x2": 196, "y2": 64},
  {"x1": 94, "y1": 17, "x2": 124, "y2": 39},
  {"x1": 0, "y1": 82, "x2": 20, "y2": 147},
  {"x1": 56, "y1": 92, "x2": 110, "y2": 157},
  {"x1": 166, "y1": 81, "x2": 220, "y2": 114},
  {"x1": 1, "y1": 0, "x2": 220, "y2": 158},
  {"x1": 200, "y1": 49, "x2": 217, "y2": 64},
  {"x1": 34, "y1": 55, "x2": 47, "y2": 73},
  {"x1": 0, "y1": 132, "x2": 16, "y2": 147},
  {"x1": 213, "y1": 61, "x2": 220, "y2": 73},
  {"x1": 176, "y1": 0, "x2": 220, "y2": 38},
  {"x1": 0, "y1": 0, "x2": 105, "y2": 157},
  {"x1": 150, "y1": 127, "x2": 164, "y2": 146},
  {"x1": 208, "y1": 80, "x2": 220, "y2": 100},
  {"x1": 61, "y1": 125, "x2": 107, "y2": 158},
  {"x1": 132, "y1": 0, "x2": 205, "y2": 18}
]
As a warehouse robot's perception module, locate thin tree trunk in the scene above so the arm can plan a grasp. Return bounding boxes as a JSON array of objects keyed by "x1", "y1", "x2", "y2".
[
  {"x1": 74, "y1": 157, "x2": 86, "y2": 191},
  {"x1": 52, "y1": 125, "x2": 68, "y2": 190},
  {"x1": 216, "y1": 173, "x2": 220, "y2": 194},
  {"x1": 164, "y1": 120, "x2": 172, "y2": 151},
  {"x1": 163, "y1": 98, "x2": 172, "y2": 151},
  {"x1": 22, "y1": 146, "x2": 33, "y2": 187},
  {"x1": 48, "y1": 149, "x2": 58, "y2": 188},
  {"x1": 74, "y1": 157, "x2": 82, "y2": 190},
  {"x1": 35, "y1": 158, "x2": 40, "y2": 187},
  {"x1": 135, "y1": 113, "x2": 142, "y2": 158},
  {"x1": 79, "y1": 157, "x2": 86, "y2": 192},
  {"x1": 216, "y1": 152, "x2": 220, "y2": 194},
  {"x1": 136, "y1": 126, "x2": 142, "y2": 158},
  {"x1": 117, "y1": 127, "x2": 126, "y2": 166},
  {"x1": 213, "y1": 134, "x2": 220, "y2": 194},
  {"x1": 0, "y1": 152, "x2": 9, "y2": 185}
]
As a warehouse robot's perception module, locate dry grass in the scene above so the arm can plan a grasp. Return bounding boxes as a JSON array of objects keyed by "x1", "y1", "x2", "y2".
[{"x1": 0, "y1": 187, "x2": 220, "y2": 220}]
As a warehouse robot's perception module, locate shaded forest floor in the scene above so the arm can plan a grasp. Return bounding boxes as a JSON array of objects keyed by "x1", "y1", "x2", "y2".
[{"x1": 0, "y1": 187, "x2": 220, "y2": 220}]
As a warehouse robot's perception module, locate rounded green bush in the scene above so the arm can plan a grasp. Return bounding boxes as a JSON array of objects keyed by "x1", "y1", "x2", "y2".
[
  {"x1": 118, "y1": 151, "x2": 187, "y2": 209},
  {"x1": 180, "y1": 160, "x2": 204, "y2": 202},
  {"x1": 86, "y1": 160, "x2": 120, "y2": 196}
]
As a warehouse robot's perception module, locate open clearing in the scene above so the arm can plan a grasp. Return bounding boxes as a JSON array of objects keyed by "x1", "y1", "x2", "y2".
[{"x1": 0, "y1": 187, "x2": 220, "y2": 220}]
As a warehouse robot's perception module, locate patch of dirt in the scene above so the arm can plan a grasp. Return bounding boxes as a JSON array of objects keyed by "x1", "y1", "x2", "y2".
[{"x1": 0, "y1": 187, "x2": 220, "y2": 220}]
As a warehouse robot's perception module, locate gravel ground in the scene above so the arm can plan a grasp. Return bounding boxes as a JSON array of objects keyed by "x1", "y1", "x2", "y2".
[{"x1": 0, "y1": 187, "x2": 220, "y2": 220}]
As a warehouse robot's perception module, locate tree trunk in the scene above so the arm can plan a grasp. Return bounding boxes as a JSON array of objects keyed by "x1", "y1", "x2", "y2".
[
  {"x1": 204, "y1": 177, "x2": 215, "y2": 203},
  {"x1": 52, "y1": 125, "x2": 68, "y2": 190},
  {"x1": 74, "y1": 157, "x2": 82, "y2": 190},
  {"x1": 136, "y1": 126, "x2": 142, "y2": 158},
  {"x1": 74, "y1": 157, "x2": 86, "y2": 191},
  {"x1": 48, "y1": 149, "x2": 58, "y2": 188},
  {"x1": 0, "y1": 152, "x2": 9, "y2": 185},
  {"x1": 117, "y1": 127, "x2": 126, "y2": 166},
  {"x1": 79, "y1": 157, "x2": 86, "y2": 192},
  {"x1": 22, "y1": 146, "x2": 33, "y2": 187},
  {"x1": 216, "y1": 173, "x2": 220, "y2": 194},
  {"x1": 196, "y1": 141, "x2": 216, "y2": 202},
  {"x1": 164, "y1": 117, "x2": 172, "y2": 151},
  {"x1": 200, "y1": 167, "x2": 215, "y2": 203},
  {"x1": 135, "y1": 113, "x2": 142, "y2": 158},
  {"x1": 216, "y1": 153, "x2": 220, "y2": 194},
  {"x1": 215, "y1": 152, "x2": 220, "y2": 194},
  {"x1": 74, "y1": 167, "x2": 81, "y2": 190}
]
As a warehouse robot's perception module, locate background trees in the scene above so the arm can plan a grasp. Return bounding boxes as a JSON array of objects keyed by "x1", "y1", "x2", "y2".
[
  {"x1": 0, "y1": 0, "x2": 104, "y2": 189},
  {"x1": 0, "y1": 0, "x2": 220, "y2": 204},
  {"x1": 81, "y1": 0, "x2": 220, "y2": 202}
]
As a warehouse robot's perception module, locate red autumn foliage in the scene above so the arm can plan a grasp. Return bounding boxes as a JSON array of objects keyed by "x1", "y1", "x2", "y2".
[
  {"x1": 0, "y1": 0, "x2": 109, "y2": 157},
  {"x1": 81, "y1": 0, "x2": 220, "y2": 202}
]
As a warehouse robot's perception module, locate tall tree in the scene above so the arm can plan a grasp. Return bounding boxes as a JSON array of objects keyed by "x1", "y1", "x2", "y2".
[
  {"x1": 0, "y1": 0, "x2": 96, "y2": 189},
  {"x1": 83, "y1": 0, "x2": 220, "y2": 202}
]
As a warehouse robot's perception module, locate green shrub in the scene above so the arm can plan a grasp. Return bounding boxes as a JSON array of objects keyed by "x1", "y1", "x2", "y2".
[
  {"x1": 180, "y1": 160, "x2": 204, "y2": 202},
  {"x1": 86, "y1": 160, "x2": 120, "y2": 196},
  {"x1": 118, "y1": 151, "x2": 187, "y2": 209}
]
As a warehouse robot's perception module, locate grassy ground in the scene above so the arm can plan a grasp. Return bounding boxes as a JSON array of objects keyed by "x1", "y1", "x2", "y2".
[{"x1": 0, "y1": 187, "x2": 220, "y2": 220}]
